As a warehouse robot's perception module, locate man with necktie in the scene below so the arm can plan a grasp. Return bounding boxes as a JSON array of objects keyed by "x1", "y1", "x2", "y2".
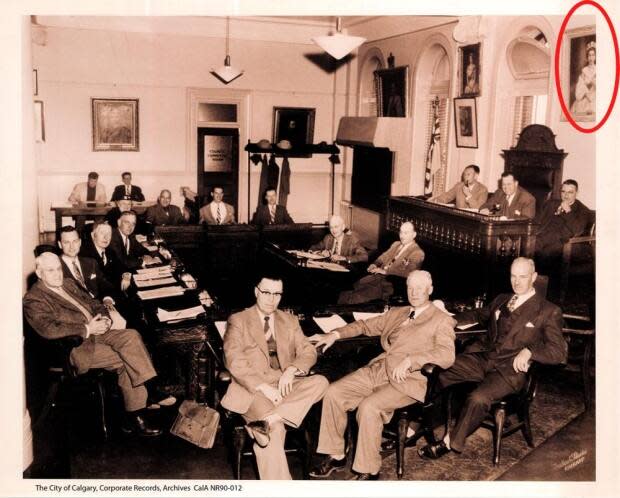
[
  {"x1": 220, "y1": 272, "x2": 328, "y2": 480},
  {"x1": 479, "y1": 172, "x2": 536, "y2": 219},
  {"x1": 418, "y1": 257, "x2": 567, "y2": 459},
  {"x1": 338, "y1": 221, "x2": 424, "y2": 304},
  {"x1": 251, "y1": 187, "x2": 294, "y2": 226},
  {"x1": 109, "y1": 211, "x2": 150, "y2": 273},
  {"x1": 111, "y1": 172, "x2": 145, "y2": 202},
  {"x1": 23, "y1": 253, "x2": 170, "y2": 436},
  {"x1": 198, "y1": 186, "x2": 236, "y2": 225},
  {"x1": 145, "y1": 189, "x2": 185, "y2": 226},
  {"x1": 309, "y1": 270, "x2": 456, "y2": 480},
  {"x1": 309, "y1": 215, "x2": 368, "y2": 264}
]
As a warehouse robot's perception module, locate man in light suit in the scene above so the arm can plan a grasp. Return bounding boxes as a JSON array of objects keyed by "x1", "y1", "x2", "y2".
[
  {"x1": 23, "y1": 253, "x2": 166, "y2": 436},
  {"x1": 309, "y1": 215, "x2": 368, "y2": 264},
  {"x1": 338, "y1": 222, "x2": 424, "y2": 304},
  {"x1": 68, "y1": 171, "x2": 108, "y2": 204},
  {"x1": 309, "y1": 270, "x2": 456, "y2": 480},
  {"x1": 110, "y1": 172, "x2": 145, "y2": 202},
  {"x1": 419, "y1": 257, "x2": 567, "y2": 459},
  {"x1": 199, "y1": 186, "x2": 235, "y2": 225},
  {"x1": 430, "y1": 164, "x2": 488, "y2": 209},
  {"x1": 480, "y1": 172, "x2": 536, "y2": 219},
  {"x1": 220, "y1": 272, "x2": 329, "y2": 480},
  {"x1": 251, "y1": 187, "x2": 294, "y2": 226}
]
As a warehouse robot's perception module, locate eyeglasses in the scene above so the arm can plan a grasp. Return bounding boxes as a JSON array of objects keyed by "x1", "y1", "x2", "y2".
[{"x1": 256, "y1": 287, "x2": 283, "y2": 298}]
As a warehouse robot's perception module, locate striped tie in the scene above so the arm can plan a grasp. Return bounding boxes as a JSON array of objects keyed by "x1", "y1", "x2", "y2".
[
  {"x1": 269, "y1": 206, "x2": 276, "y2": 224},
  {"x1": 72, "y1": 260, "x2": 87, "y2": 289},
  {"x1": 332, "y1": 239, "x2": 340, "y2": 256},
  {"x1": 216, "y1": 205, "x2": 222, "y2": 224}
]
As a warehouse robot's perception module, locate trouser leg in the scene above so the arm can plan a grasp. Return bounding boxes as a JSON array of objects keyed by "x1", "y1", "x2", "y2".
[
  {"x1": 252, "y1": 421, "x2": 291, "y2": 480},
  {"x1": 352, "y1": 382, "x2": 413, "y2": 475}
]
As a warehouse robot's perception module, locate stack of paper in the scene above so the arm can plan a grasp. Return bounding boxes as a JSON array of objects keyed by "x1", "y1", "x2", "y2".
[
  {"x1": 142, "y1": 255, "x2": 162, "y2": 265},
  {"x1": 352, "y1": 311, "x2": 386, "y2": 321},
  {"x1": 312, "y1": 314, "x2": 348, "y2": 334},
  {"x1": 157, "y1": 305, "x2": 205, "y2": 323},
  {"x1": 137, "y1": 285, "x2": 185, "y2": 300},
  {"x1": 133, "y1": 276, "x2": 177, "y2": 288},
  {"x1": 287, "y1": 250, "x2": 327, "y2": 260},
  {"x1": 306, "y1": 260, "x2": 349, "y2": 272},
  {"x1": 136, "y1": 265, "x2": 171, "y2": 275}
]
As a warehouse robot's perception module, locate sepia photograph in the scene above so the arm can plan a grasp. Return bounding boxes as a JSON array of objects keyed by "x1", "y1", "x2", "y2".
[{"x1": 1, "y1": 3, "x2": 618, "y2": 498}]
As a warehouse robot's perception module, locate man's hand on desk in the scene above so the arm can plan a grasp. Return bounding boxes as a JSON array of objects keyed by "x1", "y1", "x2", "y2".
[
  {"x1": 308, "y1": 331, "x2": 340, "y2": 352},
  {"x1": 370, "y1": 267, "x2": 387, "y2": 275},
  {"x1": 278, "y1": 366, "x2": 297, "y2": 397},
  {"x1": 330, "y1": 254, "x2": 347, "y2": 263},
  {"x1": 318, "y1": 250, "x2": 331, "y2": 258},
  {"x1": 513, "y1": 348, "x2": 532, "y2": 373},
  {"x1": 391, "y1": 356, "x2": 412, "y2": 383},
  {"x1": 479, "y1": 208, "x2": 490, "y2": 215},
  {"x1": 257, "y1": 384, "x2": 283, "y2": 405}
]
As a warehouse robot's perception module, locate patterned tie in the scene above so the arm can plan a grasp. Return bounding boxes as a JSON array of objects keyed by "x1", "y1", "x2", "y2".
[
  {"x1": 269, "y1": 206, "x2": 276, "y2": 224},
  {"x1": 332, "y1": 238, "x2": 340, "y2": 256},
  {"x1": 216, "y1": 205, "x2": 222, "y2": 224},
  {"x1": 124, "y1": 236, "x2": 129, "y2": 255},
  {"x1": 72, "y1": 260, "x2": 87, "y2": 289},
  {"x1": 264, "y1": 315, "x2": 271, "y2": 339},
  {"x1": 507, "y1": 294, "x2": 519, "y2": 313},
  {"x1": 408, "y1": 309, "x2": 416, "y2": 320}
]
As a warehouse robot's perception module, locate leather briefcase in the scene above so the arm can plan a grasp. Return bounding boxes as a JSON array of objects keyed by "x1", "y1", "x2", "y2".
[{"x1": 170, "y1": 400, "x2": 220, "y2": 449}]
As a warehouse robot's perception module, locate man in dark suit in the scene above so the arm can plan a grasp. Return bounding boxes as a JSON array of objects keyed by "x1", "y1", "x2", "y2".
[
  {"x1": 145, "y1": 189, "x2": 185, "y2": 226},
  {"x1": 80, "y1": 221, "x2": 123, "y2": 285},
  {"x1": 418, "y1": 257, "x2": 567, "y2": 459},
  {"x1": 251, "y1": 188, "x2": 294, "y2": 226},
  {"x1": 111, "y1": 172, "x2": 145, "y2": 202},
  {"x1": 309, "y1": 215, "x2": 368, "y2": 264},
  {"x1": 338, "y1": 221, "x2": 424, "y2": 304},
  {"x1": 221, "y1": 272, "x2": 328, "y2": 479},
  {"x1": 23, "y1": 253, "x2": 167, "y2": 436},
  {"x1": 109, "y1": 211, "x2": 150, "y2": 273},
  {"x1": 480, "y1": 172, "x2": 536, "y2": 219},
  {"x1": 535, "y1": 179, "x2": 591, "y2": 260}
]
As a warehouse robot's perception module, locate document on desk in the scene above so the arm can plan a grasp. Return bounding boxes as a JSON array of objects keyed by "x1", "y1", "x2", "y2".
[
  {"x1": 352, "y1": 311, "x2": 386, "y2": 321},
  {"x1": 137, "y1": 285, "x2": 185, "y2": 300},
  {"x1": 313, "y1": 314, "x2": 348, "y2": 334},
  {"x1": 306, "y1": 260, "x2": 350, "y2": 272},
  {"x1": 157, "y1": 305, "x2": 205, "y2": 323},
  {"x1": 142, "y1": 255, "x2": 162, "y2": 265},
  {"x1": 214, "y1": 321, "x2": 228, "y2": 339},
  {"x1": 287, "y1": 250, "x2": 327, "y2": 260},
  {"x1": 456, "y1": 322, "x2": 479, "y2": 331},
  {"x1": 133, "y1": 276, "x2": 177, "y2": 288},
  {"x1": 136, "y1": 265, "x2": 172, "y2": 275}
]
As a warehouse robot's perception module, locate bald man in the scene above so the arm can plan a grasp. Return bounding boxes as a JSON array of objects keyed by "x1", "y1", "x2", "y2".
[
  {"x1": 23, "y1": 253, "x2": 173, "y2": 435},
  {"x1": 338, "y1": 222, "x2": 425, "y2": 304},
  {"x1": 419, "y1": 257, "x2": 567, "y2": 459},
  {"x1": 145, "y1": 189, "x2": 185, "y2": 226},
  {"x1": 309, "y1": 270, "x2": 456, "y2": 480},
  {"x1": 309, "y1": 215, "x2": 368, "y2": 264}
]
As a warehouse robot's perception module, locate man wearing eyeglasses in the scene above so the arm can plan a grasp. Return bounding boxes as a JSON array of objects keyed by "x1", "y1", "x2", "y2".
[{"x1": 220, "y1": 272, "x2": 329, "y2": 480}]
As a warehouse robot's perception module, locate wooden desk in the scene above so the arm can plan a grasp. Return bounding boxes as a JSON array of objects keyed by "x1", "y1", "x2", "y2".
[
  {"x1": 386, "y1": 196, "x2": 538, "y2": 298},
  {"x1": 51, "y1": 202, "x2": 155, "y2": 233}
]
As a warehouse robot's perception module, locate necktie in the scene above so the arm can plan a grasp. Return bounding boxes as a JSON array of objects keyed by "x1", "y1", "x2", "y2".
[
  {"x1": 507, "y1": 294, "x2": 519, "y2": 313},
  {"x1": 72, "y1": 260, "x2": 87, "y2": 289},
  {"x1": 264, "y1": 315, "x2": 271, "y2": 339},
  {"x1": 264, "y1": 316, "x2": 280, "y2": 370},
  {"x1": 386, "y1": 243, "x2": 404, "y2": 269},
  {"x1": 216, "y1": 205, "x2": 222, "y2": 224},
  {"x1": 126, "y1": 185, "x2": 130, "y2": 197},
  {"x1": 101, "y1": 250, "x2": 107, "y2": 266},
  {"x1": 269, "y1": 206, "x2": 276, "y2": 224},
  {"x1": 124, "y1": 236, "x2": 129, "y2": 255},
  {"x1": 409, "y1": 309, "x2": 416, "y2": 320},
  {"x1": 332, "y1": 238, "x2": 340, "y2": 256},
  {"x1": 55, "y1": 287, "x2": 93, "y2": 322}
]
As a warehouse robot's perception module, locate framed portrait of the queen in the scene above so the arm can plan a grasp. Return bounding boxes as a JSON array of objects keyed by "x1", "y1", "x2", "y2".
[{"x1": 562, "y1": 27, "x2": 596, "y2": 122}]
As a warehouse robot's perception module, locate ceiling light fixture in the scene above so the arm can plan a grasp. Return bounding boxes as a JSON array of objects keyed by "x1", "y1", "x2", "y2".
[
  {"x1": 211, "y1": 17, "x2": 243, "y2": 84},
  {"x1": 312, "y1": 17, "x2": 366, "y2": 60}
]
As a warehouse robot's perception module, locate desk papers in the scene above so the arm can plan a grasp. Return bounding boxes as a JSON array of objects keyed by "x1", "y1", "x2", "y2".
[
  {"x1": 134, "y1": 276, "x2": 177, "y2": 288},
  {"x1": 136, "y1": 265, "x2": 172, "y2": 275},
  {"x1": 306, "y1": 260, "x2": 350, "y2": 272},
  {"x1": 157, "y1": 305, "x2": 205, "y2": 323},
  {"x1": 313, "y1": 314, "x2": 348, "y2": 334},
  {"x1": 142, "y1": 255, "x2": 162, "y2": 265},
  {"x1": 287, "y1": 250, "x2": 326, "y2": 260},
  {"x1": 137, "y1": 285, "x2": 185, "y2": 300},
  {"x1": 352, "y1": 311, "x2": 386, "y2": 321},
  {"x1": 456, "y1": 322, "x2": 479, "y2": 331}
]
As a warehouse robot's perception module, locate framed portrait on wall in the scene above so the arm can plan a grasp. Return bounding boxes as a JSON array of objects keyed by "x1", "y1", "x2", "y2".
[
  {"x1": 374, "y1": 65, "x2": 409, "y2": 117},
  {"x1": 459, "y1": 43, "x2": 481, "y2": 97},
  {"x1": 454, "y1": 97, "x2": 478, "y2": 148},
  {"x1": 561, "y1": 26, "x2": 596, "y2": 122},
  {"x1": 272, "y1": 107, "x2": 315, "y2": 157},
  {"x1": 91, "y1": 98, "x2": 139, "y2": 151}
]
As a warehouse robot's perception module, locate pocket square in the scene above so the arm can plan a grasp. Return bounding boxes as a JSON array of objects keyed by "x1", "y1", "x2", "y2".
[
  {"x1": 89, "y1": 274, "x2": 97, "y2": 279},
  {"x1": 525, "y1": 322, "x2": 535, "y2": 327}
]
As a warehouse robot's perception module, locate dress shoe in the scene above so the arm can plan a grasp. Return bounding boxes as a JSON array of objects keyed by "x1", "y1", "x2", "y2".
[
  {"x1": 381, "y1": 437, "x2": 418, "y2": 452},
  {"x1": 309, "y1": 456, "x2": 347, "y2": 478},
  {"x1": 122, "y1": 412, "x2": 162, "y2": 437},
  {"x1": 348, "y1": 472, "x2": 380, "y2": 480},
  {"x1": 245, "y1": 420, "x2": 270, "y2": 448},
  {"x1": 418, "y1": 440, "x2": 450, "y2": 459}
]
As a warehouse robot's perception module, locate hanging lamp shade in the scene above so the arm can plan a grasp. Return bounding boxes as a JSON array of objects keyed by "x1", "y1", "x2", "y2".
[
  {"x1": 211, "y1": 17, "x2": 244, "y2": 84},
  {"x1": 312, "y1": 17, "x2": 366, "y2": 60}
]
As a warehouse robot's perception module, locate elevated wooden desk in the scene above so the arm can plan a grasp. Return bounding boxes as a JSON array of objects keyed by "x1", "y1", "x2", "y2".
[
  {"x1": 51, "y1": 201, "x2": 155, "y2": 233},
  {"x1": 386, "y1": 196, "x2": 538, "y2": 297}
]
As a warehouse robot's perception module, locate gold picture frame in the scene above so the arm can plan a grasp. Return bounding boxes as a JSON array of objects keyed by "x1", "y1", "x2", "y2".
[{"x1": 91, "y1": 98, "x2": 139, "y2": 151}]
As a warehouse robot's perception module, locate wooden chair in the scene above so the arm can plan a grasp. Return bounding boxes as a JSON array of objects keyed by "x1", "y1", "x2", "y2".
[
  {"x1": 562, "y1": 312, "x2": 595, "y2": 411},
  {"x1": 559, "y1": 211, "x2": 595, "y2": 307},
  {"x1": 217, "y1": 370, "x2": 313, "y2": 479}
]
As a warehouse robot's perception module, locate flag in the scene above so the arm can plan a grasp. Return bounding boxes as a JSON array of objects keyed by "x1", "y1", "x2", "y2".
[{"x1": 424, "y1": 100, "x2": 441, "y2": 196}]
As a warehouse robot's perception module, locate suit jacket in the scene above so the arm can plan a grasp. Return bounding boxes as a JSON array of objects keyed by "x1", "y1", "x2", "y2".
[
  {"x1": 433, "y1": 181, "x2": 488, "y2": 209},
  {"x1": 79, "y1": 236, "x2": 123, "y2": 284},
  {"x1": 145, "y1": 203, "x2": 185, "y2": 226},
  {"x1": 455, "y1": 292, "x2": 567, "y2": 390},
  {"x1": 68, "y1": 182, "x2": 107, "y2": 204},
  {"x1": 199, "y1": 202, "x2": 235, "y2": 225},
  {"x1": 23, "y1": 279, "x2": 109, "y2": 374},
  {"x1": 481, "y1": 186, "x2": 536, "y2": 219},
  {"x1": 309, "y1": 231, "x2": 369, "y2": 263},
  {"x1": 535, "y1": 199, "x2": 591, "y2": 253},
  {"x1": 221, "y1": 306, "x2": 318, "y2": 414},
  {"x1": 60, "y1": 255, "x2": 117, "y2": 301},
  {"x1": 251, "y1": 204, "x2": 294, "y2": 226},
  {"x1": 374, "y1": 241, "x2": 425, "y2": 278},
  {"x1": 110, "y1": 184, "x2": 145, "y2": 202},
  {"x1": 335, "y1": 304, "x2": 456, "y2": 402},
  {"x1": 109, "y1": 228, "x2": 149, "y2": 272}
]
